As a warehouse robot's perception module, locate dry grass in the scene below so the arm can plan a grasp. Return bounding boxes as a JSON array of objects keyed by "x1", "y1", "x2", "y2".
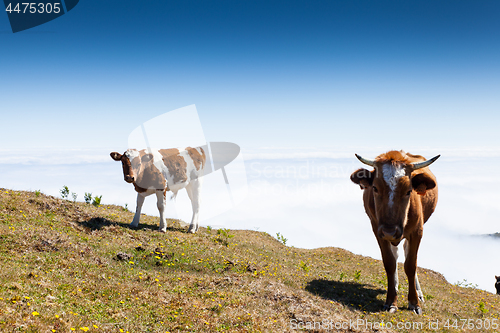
[{"x1": 0, "y1": 188, "x2": 499, "y2": 332}]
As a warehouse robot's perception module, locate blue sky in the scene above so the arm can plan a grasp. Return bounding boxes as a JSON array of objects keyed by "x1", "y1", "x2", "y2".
[
  {"x1": 1, "y1": 0, "x2": 500, "y2": 150},
  {"x1": 2, "y1": 1, "x2": 500, "y2": 291}
]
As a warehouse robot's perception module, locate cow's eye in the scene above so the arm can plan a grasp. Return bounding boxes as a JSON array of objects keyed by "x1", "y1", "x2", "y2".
[
  {"x1": 373, "y1": 186, "x2": 378, "y2": 193},
  {"x1": 406, "y1": 190, "x2": 412, "y2": 196}
]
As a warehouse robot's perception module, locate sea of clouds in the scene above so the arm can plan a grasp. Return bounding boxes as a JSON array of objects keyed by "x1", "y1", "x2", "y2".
[{"x1": 1, "y1": 147, "x2": 499, "y2": 293}]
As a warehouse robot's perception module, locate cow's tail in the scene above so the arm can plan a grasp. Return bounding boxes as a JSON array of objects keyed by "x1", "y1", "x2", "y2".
[
  {"x1": 163, "y1": 186, "x2": 178, "y2": 201},
  {"x1": 200, "y1": 145, "x2": 210, "y2": 176},
  {"x1": 170, "y1": 191, "x2": 178, "y2": 200}
]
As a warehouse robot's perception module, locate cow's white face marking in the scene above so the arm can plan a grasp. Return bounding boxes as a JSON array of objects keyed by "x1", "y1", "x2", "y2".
[
  {"x1": 125, "y1": 149, "x2": 140, "y2": 162},
  {"x1": 382, "y1": 163, "x2": 406, "y2": 207}
]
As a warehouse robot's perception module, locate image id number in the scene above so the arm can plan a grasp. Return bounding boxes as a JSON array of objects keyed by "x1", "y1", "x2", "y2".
[{"x1": 6, "y1": 3, "x2": 62, "y2": 14}]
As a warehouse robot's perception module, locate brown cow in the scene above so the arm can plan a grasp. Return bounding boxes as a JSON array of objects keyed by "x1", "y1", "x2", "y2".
[{"x1": 350, "y1": 150, "x2": 439, "y2": 315}]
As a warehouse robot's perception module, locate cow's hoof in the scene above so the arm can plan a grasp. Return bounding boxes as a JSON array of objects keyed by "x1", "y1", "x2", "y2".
[
  {"x1": 187, "y1": 227, "x2": 197, "y2": 234},
  {"x1": 409, "y1": 305, "x2": 422, "y2": 315},
  {"x1": 158, "y1": 228, "x2": 167, "y2": 233},
  {"x1": 418, "y1": 295, "x2": 425, "y2": 303},
  {"x1": 129, "y1": 223, "x2": 138, "y2": 229},
  {"x1": 382, "y1": 305, "x2": 398, "y2": 313}
]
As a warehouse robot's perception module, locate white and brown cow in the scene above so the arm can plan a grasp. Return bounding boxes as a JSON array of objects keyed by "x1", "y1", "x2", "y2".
[
  {"x1": 350, "y1": 150, "x2": 439, "y2": 315},
  {"x1": 110, "y1": 147, "x2": 206, "y2": 233}
]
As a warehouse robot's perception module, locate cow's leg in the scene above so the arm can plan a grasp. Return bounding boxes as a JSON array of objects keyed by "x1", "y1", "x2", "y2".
[
  {"x1": 404, "y1": 235, "x2": 423, "y2": 315},
  {"x1": 131, "y1": 193, "x2": 146, "y2": 228},
  {"x1": 156, "y1": 190, "x2": 167, "y2": 233},
  {"x1": 404, "y1": 239, "x2": 424, "y2": 303},
  {"x1": 378, "y1": 239, "x2": 399, "y2": 313},
  {"x1": 185, "y1": 179, "x2": 201, "y2": 233}
]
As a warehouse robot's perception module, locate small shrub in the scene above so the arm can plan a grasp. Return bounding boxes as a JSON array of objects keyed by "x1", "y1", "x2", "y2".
[
  {"x1": 479, "y1": 301, "x2": 489, "y2": 314},
  {"x1": 71, "y1": 192, "x2": 78, "y2": 202},
  {"x1": 299, "y1": 261, "x2": 310, "y2": 272},
  {"x1": 84, "y1": 193, "x2": 92, "y2": 204},
  {"x1": 206, "y1": 225, "x2": 212, "y2": 233},
  {"x1": 276, "y1": 232, "x2": 288, "y2": 246},
  {"x1": 214, "y1": 228, "x2": 234, "y2": 246},
  {"x1": 354, "y1": 270, "x2": 361, "y2": 281},
  {"x1": 455, "y1": 279, "x2": 478, "y2": 289},
  {"x1": 60, "y1": 186, "x2": 69, "y2": 199},
  {"x1": 92, "y1": 195, "x2": 102, "y2": 207},
  {"x1": 339, "y1": 271, "x2": 346, "y2": 281},
  {"x1": 35, "y1": 190, "x2": 41, "y2": 197},
  {"x1": 122, "y1": 203, "x2": 129, "y2": 211}
]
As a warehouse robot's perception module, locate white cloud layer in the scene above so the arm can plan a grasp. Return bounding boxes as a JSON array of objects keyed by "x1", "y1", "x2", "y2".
[{"x1": 1, "y1": 148, "x2": 499, "y2": 293}]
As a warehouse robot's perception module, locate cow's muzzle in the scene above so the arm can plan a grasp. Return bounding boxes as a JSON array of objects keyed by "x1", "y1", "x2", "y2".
[
  {"x1": 378, "y1": 224, "x2": 403, "y2": 243},
  {"x1": 124, "y1": 175, "x2": 135, "y2": 183}
]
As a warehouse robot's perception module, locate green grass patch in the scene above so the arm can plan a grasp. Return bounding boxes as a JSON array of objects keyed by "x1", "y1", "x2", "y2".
[{"x1": 0, "y1": 188, "x2": 498, "y2": 332}]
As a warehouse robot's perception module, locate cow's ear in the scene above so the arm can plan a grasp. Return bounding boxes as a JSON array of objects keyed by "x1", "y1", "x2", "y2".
[
  {"x1": 110, "y1": 152, "x2": 122, "y2": 161},
  {"x1": 411, "y1": 173, "x2": 436, "y2": 196},
  {"x1": 350, "y1": 168, "x2": 374, "y2": 189}
]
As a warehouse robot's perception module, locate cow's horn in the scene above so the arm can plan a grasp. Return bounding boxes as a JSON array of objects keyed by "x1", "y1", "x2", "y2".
[
  {"x1": 411, "y1": 155, "x2": 440, "y2": 170},
  {"x1": 355, "y1": 154, "x2": 375, "y2": 167}
]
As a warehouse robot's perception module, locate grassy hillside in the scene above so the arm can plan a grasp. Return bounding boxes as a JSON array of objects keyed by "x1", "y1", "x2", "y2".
[{"x1": 0, "y1": 189, "x2": 499, "y2": 332}]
